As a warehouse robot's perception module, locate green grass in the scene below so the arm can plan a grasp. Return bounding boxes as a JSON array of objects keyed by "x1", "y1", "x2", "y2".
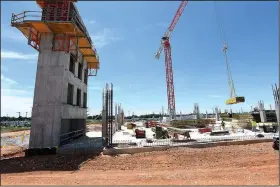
[
  {"x1": 86, "y1": 120, "x2": 102, "y2": 125},
  {"x1": 1, "y1": 126, "x2": 31, "y2": 133}
]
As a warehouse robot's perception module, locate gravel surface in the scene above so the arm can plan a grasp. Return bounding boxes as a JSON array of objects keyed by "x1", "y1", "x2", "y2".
[{"x1": 1, "y1": 142, "x2": 278, "y2": 185}]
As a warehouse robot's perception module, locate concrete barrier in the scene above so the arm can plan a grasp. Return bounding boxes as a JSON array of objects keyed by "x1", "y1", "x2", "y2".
[{"x1": 103, "y1": 138, "x2": 273, "y2": 155}]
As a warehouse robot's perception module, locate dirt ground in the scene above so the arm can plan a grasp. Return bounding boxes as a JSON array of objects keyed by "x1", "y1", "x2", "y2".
[
  {"x1": 1, "y1": 145, "x2": 25, "y2": 158},
  {"x1": 87, "y1": 124, "x2": 102, "y2": 132},
  {"x1": 1, "y1": 142, "x2": 279, "y2": 185},
  {"x1": 1, "y1": 130, "x2": 30, "y2": 159},
  {"x1": 1, "y1": 130, "x2": 30, "y2": 138}
]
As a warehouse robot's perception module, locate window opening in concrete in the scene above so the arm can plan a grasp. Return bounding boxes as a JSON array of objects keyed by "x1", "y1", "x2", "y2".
[
  {"x1": 67, "y1": 83, "x2": 74, "y2": 105},
  {"x1": 78, "y1": 63, "x2": 82, "y2": 80},
  {"x1": 84, "y1": 70, "x2": 88, "y2": 85},
  {"x1": 83, "y1": 92, "x2": 87, "y2": 108},
  {"x1": 77, "y1": 88, "x2": 81, "y2": 107},
  {"x1": 69, "y1": 54, "x2": 75, "y2": 74}
]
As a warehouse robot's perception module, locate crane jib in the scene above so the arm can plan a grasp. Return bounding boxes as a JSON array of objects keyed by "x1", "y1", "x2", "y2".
[
  {"x1": 169, "y1": 1, "x2": 189, "y2": 32},
  {"x1": 155, "y1": 1, "x2": 189, "y2": 59}
]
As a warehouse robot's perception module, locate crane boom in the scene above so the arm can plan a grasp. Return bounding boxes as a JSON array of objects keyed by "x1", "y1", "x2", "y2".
[
  {"x1": 155, "y1": 1, "x2": 188, "y2": 120},
  {"x1": 155, "y1": 1, "x2": 189, "y2": 59}
]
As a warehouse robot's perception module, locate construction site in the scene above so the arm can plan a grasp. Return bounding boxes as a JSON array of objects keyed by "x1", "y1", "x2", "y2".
[{"x1": 1, "y1": 0, "x2": 279, "y2": 185}]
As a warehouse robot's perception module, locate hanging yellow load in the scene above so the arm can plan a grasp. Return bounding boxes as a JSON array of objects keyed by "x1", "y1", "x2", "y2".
[{"x1": 226, "y1": 96, "x2": 245, "y2": 105}]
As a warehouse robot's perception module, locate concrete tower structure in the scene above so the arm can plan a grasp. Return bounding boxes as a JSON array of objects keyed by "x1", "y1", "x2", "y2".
[
  {"x1": 272, "y1": 84, "x2": 279, "y2": 123},
  {"x1": 215, "y1": 107, "x2": 220, "y2": 121},
  {"x1": 258, "y1": 100, "x2": 267, "y2": 123},
  {"x1": 11, "y1": 0, "x2": 100, "y2": 149},
  {"x1": 193, "y1": 103, "x2": 200, "y2": 120}
]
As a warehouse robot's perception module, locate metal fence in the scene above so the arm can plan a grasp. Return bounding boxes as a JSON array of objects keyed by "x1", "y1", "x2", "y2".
[
  {"x1": 112, "y1": 133, "x2": 276, "y2": 149},
  {"x1": 60, "y1": 129, "x2": 85, "y2": 145}
]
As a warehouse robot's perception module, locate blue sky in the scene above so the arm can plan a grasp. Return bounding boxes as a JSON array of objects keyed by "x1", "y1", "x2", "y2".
[{"x1": 1, "y1": 1, "x2": 278, "y2": 117}]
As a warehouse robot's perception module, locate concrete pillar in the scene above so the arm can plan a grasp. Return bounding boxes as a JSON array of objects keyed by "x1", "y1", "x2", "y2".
[
  {"x1": 276, "y1": 104, "x2": 280, "y2": 123},
  {"x1": 206, "y1": 110, "x2": 208, "y2": 119},
  {"x1": 120, "y1": 110, "x2": 124, "y2": 126},
  {"x1": 180, "y1": 111, "x2": 182, "y2": 120},
  {"x1": 258, "y1": 100, "x2": 267, "y2": 123},
  {"x1": 215, "y1": 107, "x2": 220, "y2": 121},
  {"x1": 272, "y1": 84, "x2": 279, "y2": 123},
  {"x1": 117, "y1": 104, "x2": 121, "y2": 129}
]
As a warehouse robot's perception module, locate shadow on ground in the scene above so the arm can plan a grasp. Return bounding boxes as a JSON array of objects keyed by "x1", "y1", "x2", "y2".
[
  {"x1": 0, "y1": 136, "x2": 103, "y2": 174},
  {"x1": 0, "y1": 149, "x2": 102, "y2": 174}
]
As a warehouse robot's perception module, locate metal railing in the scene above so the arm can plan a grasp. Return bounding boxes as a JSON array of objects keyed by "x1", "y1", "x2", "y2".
[
  {"x1": 60, "y1": 129, "x2": 84, "y2": 145},
  {"x1": 10, "y1": 9, "x2": 99, "y2": 63},
  {"x1": 11, "y1": 11, "x2": 42, "y2": 24}
]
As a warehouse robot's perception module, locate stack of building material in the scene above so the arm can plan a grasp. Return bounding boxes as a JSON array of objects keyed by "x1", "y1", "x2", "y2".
[{"x1": 231, "y1": 119, "x2": 251, "y2": 130}]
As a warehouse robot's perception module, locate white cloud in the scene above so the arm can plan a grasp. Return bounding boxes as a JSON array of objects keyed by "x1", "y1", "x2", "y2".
[
  {"x1": 1, "y1": 86, "x2": 33, "y2": 117},
  {"x1": 1, "y1": 95, "x2": 33, "y2": 117},
  {"x1": 1, "y1": 26, "x2": 26, "y2": 42},
  {"x1": 1, "y1": 88, "x2": 31, "y2": 95},
  {"x1": 1, "y1": 74, "x2": 18, "y2": 85},
  {"x1": 87, "y1": 19, "x2": 97, "y2": 25},
  {"x1": 91, "y1": 28, "x2": 122, "y2": 49},
  {"x1": 1, "y1": 50, "x2": 38, "y2": 60},
  {"x1": 84, "y1": 19, "x2": 98, "y2": 26},
  {"x1": 208, "y1": 95, "x2": 221, "y2": 98}
]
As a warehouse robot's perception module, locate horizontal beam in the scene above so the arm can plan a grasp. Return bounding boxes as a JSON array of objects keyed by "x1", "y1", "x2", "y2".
[
  {"x1": 79, "y1": 47, "x2": 91, "y2": 49},
  {"x1": 84, "y1": 55, "x2": 96, "y2": 57}
]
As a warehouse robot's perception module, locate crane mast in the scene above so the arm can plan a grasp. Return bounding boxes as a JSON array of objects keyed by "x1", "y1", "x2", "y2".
[{"x1": 155, "y1": 1, "x2": 189, "y2": 120}]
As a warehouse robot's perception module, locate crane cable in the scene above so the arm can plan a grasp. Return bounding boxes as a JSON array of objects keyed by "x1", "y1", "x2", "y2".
[{"x1": 213, "y1": 2, "x2": 237, "y2": 98}]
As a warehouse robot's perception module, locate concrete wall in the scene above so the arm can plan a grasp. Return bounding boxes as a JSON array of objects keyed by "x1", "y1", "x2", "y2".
[{"x1": 29, "y1": 33, "x2": 88, "y2": 149}]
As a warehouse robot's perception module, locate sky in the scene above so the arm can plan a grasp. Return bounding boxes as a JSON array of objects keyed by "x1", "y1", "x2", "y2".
[{"x1": 1, "y1": 1, "x2": 278, "y2": 117}]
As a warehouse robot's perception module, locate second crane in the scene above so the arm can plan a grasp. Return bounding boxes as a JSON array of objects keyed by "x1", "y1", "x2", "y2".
[{"x1": 155, "y1": 0, "x2": 189, "y2": 120}]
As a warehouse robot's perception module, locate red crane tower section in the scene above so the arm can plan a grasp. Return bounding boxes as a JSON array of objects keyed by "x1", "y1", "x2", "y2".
[{"x1": 155, "y1": 1, "x2": 189, "y2": 120}]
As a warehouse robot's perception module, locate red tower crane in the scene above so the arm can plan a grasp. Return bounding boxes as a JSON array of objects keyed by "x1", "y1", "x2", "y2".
[{"x1": 155, "y1": 1, "x2": 189, "y2": 120}]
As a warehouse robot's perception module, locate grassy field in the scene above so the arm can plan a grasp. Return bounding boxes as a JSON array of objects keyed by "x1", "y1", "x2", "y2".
[
  {"x1": 86, "y1": 120, "x2": 102, "y2": 125},
  {"x1": 1, "y1": 126, "x2": 31, "y2": 133}
]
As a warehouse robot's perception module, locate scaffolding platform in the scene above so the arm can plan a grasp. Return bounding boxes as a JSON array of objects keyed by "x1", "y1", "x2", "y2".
[{"x1": 11, "y1": 2, "x2": 99, "y2": 74}]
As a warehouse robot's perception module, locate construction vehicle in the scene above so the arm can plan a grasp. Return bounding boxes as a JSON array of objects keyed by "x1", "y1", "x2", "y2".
[
  {"x1": 155, "y1": 1, "x2": 189, "y2": 120},
  {"x1": 135, "y1": 128, "x2": 146, "y2": 138},
  {"x1": 155, "y1": 126, "x2": 170, "y2": 139},
  {"x1": 213, "y1": 2, "x2": 245, "y2": 105},
  {"x1": 127, "y1": 123, "x2": 136, "y2": 129},
  {"x1": 145, "y1": 121, "x2": 160, "y2": 128}
]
